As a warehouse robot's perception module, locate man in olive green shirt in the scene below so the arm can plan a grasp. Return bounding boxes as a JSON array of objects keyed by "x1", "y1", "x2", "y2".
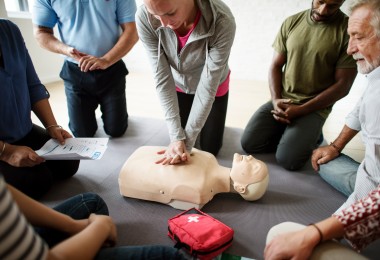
[{"x1": 241, "y1": 0, "x2": 357, "y2": 170}]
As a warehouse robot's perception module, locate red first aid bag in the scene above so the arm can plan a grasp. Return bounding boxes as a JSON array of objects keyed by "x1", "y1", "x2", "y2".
[{"x1": 168, "y1": 208, "x2": 234, "y2": 260}]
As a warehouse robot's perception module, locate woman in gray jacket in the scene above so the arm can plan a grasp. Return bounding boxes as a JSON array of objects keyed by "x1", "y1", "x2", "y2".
[{"x1": 136, "y1": 0, "x2": 236, "y2": 164}]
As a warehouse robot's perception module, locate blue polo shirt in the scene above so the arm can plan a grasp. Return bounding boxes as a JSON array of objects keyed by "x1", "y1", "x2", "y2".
[
  {"x1": 0, "y1": 20, "x2": 50, "y2": 143},
  {"x1": 32, "y1": 0, "x2": 137, "y2": 63}
]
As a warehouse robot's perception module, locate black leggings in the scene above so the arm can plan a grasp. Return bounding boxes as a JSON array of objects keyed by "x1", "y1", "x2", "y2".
[
  {"x1": 0, "y1": 124, "x2": 79, "y2": 199},
  {"x1": 177, "y1": 91, "x2": 229, "y2": 156}
]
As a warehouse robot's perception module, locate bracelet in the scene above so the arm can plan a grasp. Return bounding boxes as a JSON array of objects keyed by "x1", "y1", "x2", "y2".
[
  {"x1": 46, "y1": 124, "x2": 62, "y2": 130},
  {"x1": 309, "y1": 223, "x2": 323, "y2": 244},
  {"x1": 329, "y1": 142, "x2": 341, "y2": 154},
  {"x1": 0, "y1": 141, "x2": 6, "y2": 158}
]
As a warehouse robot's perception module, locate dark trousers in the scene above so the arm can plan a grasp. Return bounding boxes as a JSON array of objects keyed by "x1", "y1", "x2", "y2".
[
  {"x1": 177, "y1": 91, "x2": 229, "y2": 156},
  {"x1": 60, "y1": 60, "x2": 129, "y2": 137},
  {"x1": 241, "y1": 101, "x2": 326, "y2": 170},
  {"x1": 0, "y1": 124, "x2": 79, "y2": 199}
]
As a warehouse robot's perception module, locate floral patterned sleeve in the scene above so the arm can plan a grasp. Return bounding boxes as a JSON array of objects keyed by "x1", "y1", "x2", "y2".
[{"x1": 333, "y1": 185, "x2": 380, "y2": 251}]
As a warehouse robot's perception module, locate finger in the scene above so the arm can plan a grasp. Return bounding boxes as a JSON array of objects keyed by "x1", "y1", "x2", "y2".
[
  {"x1": 83, "y1": 61, "x2": 93, "y2": 72},
  {"x1": 63, "y1": 131, "x2": 73, "y2": 139},
  {"x1": 158, "y1": 155, "x2": 172, "y2": 165},
  {"x1": 317, "y1": 158, "x2": 325, "y2": 165},
  {"x1": 169, "y1": 154, "x2": 180, "y2": 165},
  {"x1": 180, "y1": 153, "x2": 188, "y2": 161},
  {"x1": 89, "y1": 62, "x2": 99, "y2": 71},
  {"x1": 162, "y1": 157, "x2": 171, "y2": 165},
  {"x1": 55, "y1": 131, "x2": 65, "y2": 145},
  {"x1": 311, "y1": 159, "x2": 319, "y2": 171},
  {"x1": 155, "y1": 157, "x2": 166, "y2": 164},
  {"x1": 156, "y1": 150, "x2": 166, "y2": 155}
]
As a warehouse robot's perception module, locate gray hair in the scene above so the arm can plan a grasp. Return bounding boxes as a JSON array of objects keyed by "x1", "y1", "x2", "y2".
[{"x1": 349, "y1": 0, "x2": 380, "y2": 37}]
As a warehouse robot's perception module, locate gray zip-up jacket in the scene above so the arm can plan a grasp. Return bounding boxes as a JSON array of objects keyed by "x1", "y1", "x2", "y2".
[{"x1": 136, "y1": 0, "x2": 236, "y2": 152}]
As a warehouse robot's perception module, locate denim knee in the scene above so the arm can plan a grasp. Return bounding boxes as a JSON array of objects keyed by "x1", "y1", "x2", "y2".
[
  {"x1": 317, "y1": 154, "x2": 359, "y2": 196},
  {"x1": 81, "y1": 192, "x2": 109, "y2": 216}
]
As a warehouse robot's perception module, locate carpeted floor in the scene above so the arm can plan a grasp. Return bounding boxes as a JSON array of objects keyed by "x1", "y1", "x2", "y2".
[{"x1": 40, "y1": 116, "x2": 379, "y2": 259}]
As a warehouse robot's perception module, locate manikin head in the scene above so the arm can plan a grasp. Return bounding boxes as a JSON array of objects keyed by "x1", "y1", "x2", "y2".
[
  {"x1": 230, "y1": 153, "x2": 269, "y2": 201},
  {"x1": 347, "y1": 0, "x2": 380, "y2": 74}
]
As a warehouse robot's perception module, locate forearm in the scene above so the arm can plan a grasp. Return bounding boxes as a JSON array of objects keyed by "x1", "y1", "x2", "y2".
[
  {"x1": 7, "y1": 184, "x2": 77, "y2": 231},
  {"x1": 102, "y1": 22, "x2": 138, "y2": 66},
  {"x1": 268, "y1": 66, "x2": 283, "y2": 100},
  {"x1": 331, "y1": 125, "x2": 358, "y2": 152},
  {"x1": 298, "y1": 69, "x2": 357, "y2": 115},
  {"x1": 298, "y1": 85, "x2": 349, "y2": 115},
  {"x1": 312, "y1": 217, "x2": 345, "y2": 243},
  {"x1": 32, "y1": 99, "x2": 58, "y2": 128},
  {"x1": 48, "y1": 220, "x2": 110, "y2": 260},
  {"x1": 33, "y1": 26, "x2": 71, "y2": 56}
]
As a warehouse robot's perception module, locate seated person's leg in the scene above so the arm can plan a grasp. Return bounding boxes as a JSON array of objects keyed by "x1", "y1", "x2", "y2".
[
  {"x1": 45, "y1": 159, "x2": 79, "y2": 180},
  {"x1": 241, "y1": 101, "x2": 285, "y2": 154},
  {"x1": 199, "y1": 92, "x2": 228, "y2": 156},
  {"x1": 37, "y1": 192, "x2": 109, "y2": 247},
  {"x1": 1, "y1": 125, "x2": 60, "y2": 199},
  {"x1": 266, "y1": 222, "x2": 367, "y2": 260},
  {"x1": 0, "y1": 162, "x2": 53, "y2": 199},
  {"x1": 276, "y1": 112, "x2": 325, "y2": 170},
  {"x1": 95, "y1": 245, "x2": 187, "y2": 260},
  {"x1": 319, "y1": 154, "x2": 359, "y2": 197}
]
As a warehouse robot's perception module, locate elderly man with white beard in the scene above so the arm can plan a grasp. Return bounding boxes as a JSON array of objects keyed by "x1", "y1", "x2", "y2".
[
  {"x1": 311, "y1": 0, "x2": 380, "y2": 206},
  {"x1": 264, "y1": 1, "x2": 380, "y2": 259}
]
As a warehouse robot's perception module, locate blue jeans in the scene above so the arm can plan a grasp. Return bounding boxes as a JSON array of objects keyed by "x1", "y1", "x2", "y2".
[
  {"x1": 36, "y1": 193, "x2": 186, "y2": 259},
  {"x1": 95, "y1": 245, "x2": 187, "y2": 260},
  {"x1": 60, "y1": 60, "x2": 129, "y2": 137},
  {"x1": 319, "y1": 153, "x2": 359, "y2": 197},
  {"x1": 36, "y1": 192, "x2": 109, "y2": 247},
  {"x1": 241, "y1": 101, "x2": 326, "y2": 170}
]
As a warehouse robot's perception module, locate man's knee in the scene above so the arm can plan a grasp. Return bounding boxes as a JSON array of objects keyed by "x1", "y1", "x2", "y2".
[
  {"x1": 318, "y1": 162, "x2": 356, "y2": 197},
  {"x1": 70, "y1": 123, "x2": 97, "y2": 138},
  {"x1": 104, "y1": 121, "x2": 128, "y2": 137},
  {"x1": 241, "y1": 134, "x2": 264, "y2": 154},
  {"x1": 276, "y1": 152, "x2": 308, "y2": 171}
]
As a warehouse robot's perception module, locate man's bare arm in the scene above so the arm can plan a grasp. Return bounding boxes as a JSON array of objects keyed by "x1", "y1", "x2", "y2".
[
  {"x1": 268, "y1": 51, "x2": 286, "y2": 101},
  {"x1": 102, "y1": 22, "x2": 139, "y2": 67},
  {"x1": 33, "y1": 25, "x2": 85, "y2": 60},
  {"x1": 294, "y1": 68, "x2": 358, "y2": 117},
  {"x1": 75, "y1": 22, "x2": 139, "y2": 72}
]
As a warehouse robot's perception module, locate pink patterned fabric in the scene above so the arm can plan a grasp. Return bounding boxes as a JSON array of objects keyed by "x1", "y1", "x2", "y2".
[{"x1": 333, "y1": 185, "x2": 380, "y2": 251}]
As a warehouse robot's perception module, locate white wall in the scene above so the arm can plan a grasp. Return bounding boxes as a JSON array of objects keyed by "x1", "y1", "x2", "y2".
[{"x1": 1, "y1": 0, "x2": 351, "y2": 83}]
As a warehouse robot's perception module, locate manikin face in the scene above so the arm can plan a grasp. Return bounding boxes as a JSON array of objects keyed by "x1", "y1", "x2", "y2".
[
  {"x1": 143, "y1": 0, "x2": 195, "y2": 31},
  {"x1": 311, "y1": 0, "x2": 345, "y2": 22},
  {"x1": 230, "y1": 153, "x2": 267, "y2": 192},
  {"x1": 347, "y1": 6, "x2": 380, "y2": 74}
]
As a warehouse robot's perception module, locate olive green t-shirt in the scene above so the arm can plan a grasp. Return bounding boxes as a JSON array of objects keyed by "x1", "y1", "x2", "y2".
[{"x1": 273, "y1": 9, "x2": 356, "y2": 118}]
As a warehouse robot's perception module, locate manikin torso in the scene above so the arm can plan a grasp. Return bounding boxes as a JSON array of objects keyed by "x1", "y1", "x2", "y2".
[{"x1": 119, "y1": 146, "x2": 269, "y2": 210}]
